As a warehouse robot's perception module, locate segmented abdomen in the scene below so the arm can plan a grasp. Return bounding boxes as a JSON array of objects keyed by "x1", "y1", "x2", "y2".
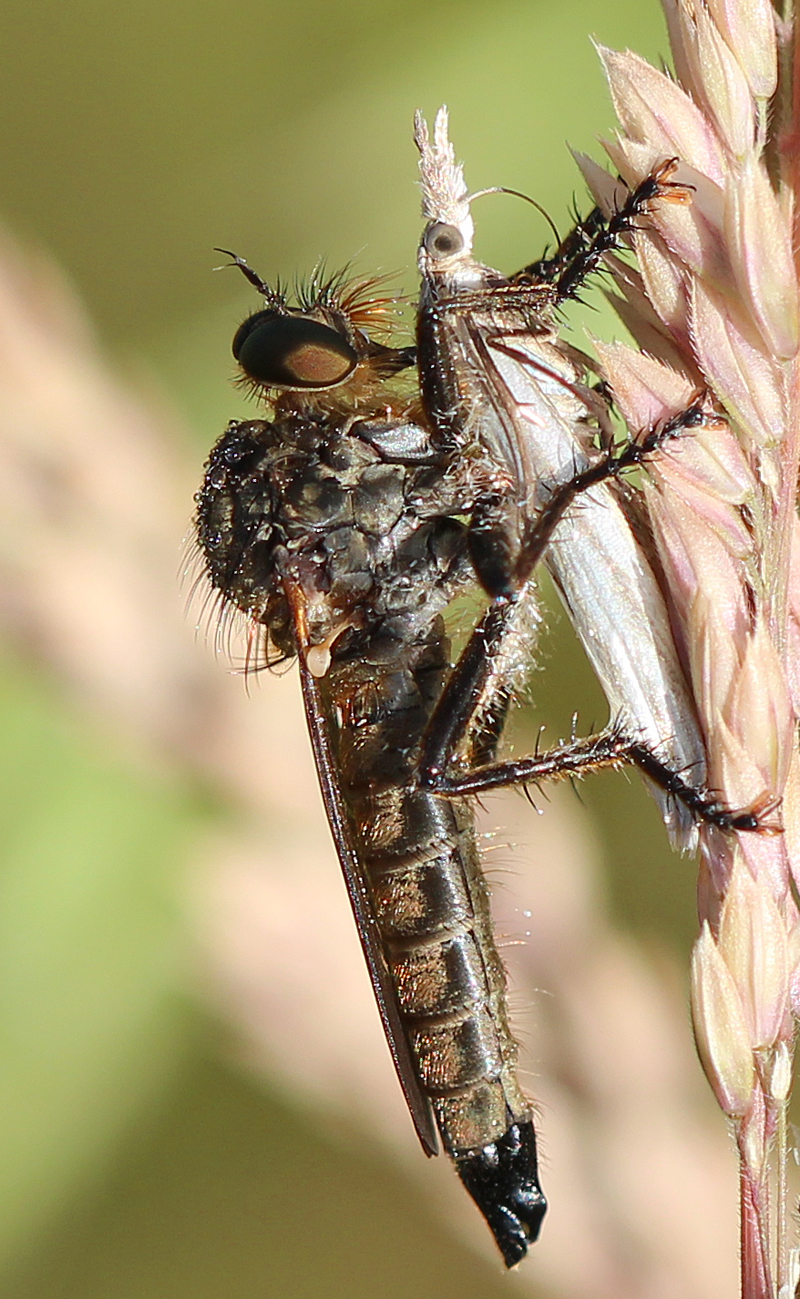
[{"x1": 319, "y1": 624, "x2": 530, "y2": 1155}]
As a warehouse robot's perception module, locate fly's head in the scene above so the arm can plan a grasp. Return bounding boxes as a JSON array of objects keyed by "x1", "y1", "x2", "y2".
[
  {"x1": 414, "y1": 108, "x2": 487, "y2": 299},
  {"x1": 217, "y1": 251, "x2": 415, "y2": 417}
]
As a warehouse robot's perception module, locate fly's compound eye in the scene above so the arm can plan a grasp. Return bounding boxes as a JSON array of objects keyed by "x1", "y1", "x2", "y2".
[
  {"x1": 423, "y1": 222, "x2": 464, "y2": 258},
  {"x1": 232, "y1": 312, "x2": 359, "y2": 390}
]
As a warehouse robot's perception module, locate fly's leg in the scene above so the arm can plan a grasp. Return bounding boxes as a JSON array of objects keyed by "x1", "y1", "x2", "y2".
[
  {"x1": 510, "y1": 158, "x2": 693, "y2": 304},
  {"x1": 419, "y1": 159, "x2": 678, "y2": 344},
  {"x1": 430, "y1": 720, "x2": 771, "y2": 834},
  {"x1": 440, "y1": 401, "x2": 715, "y2": 717},
  {"x1": 418, "y1": 402, "x2": 775, "y2": 835},
  {"x1": 417, "y1": 598, "x2": 515, "y2": 783}
]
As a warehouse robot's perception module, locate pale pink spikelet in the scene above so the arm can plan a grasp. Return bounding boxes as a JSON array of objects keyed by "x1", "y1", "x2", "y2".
[
  {"x1": 592, "y1": 0, "x2": 800, "y2": 1292},
  {"x1": 725, "y1": 159, "x2": 799, "y2": 360},
  {"x1": 691, "y1": 919, "x2": 756, "y2": 1116},
  {"x1": 704, "y1": 0, "x2": 778, "y2": 99},
  {"x1": 598, "y1": 45, "x2": 728, "y2": 181},
  {"x1": 635, "y1": 233, "x2": 693, "y2": 338},
  {"x1": 690, "y1": 279, "x2": 789, "y2": 448}
]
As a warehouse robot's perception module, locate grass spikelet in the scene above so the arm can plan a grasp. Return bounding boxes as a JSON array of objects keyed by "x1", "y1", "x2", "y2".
[{"x1": 587, "y1": 1, "x2": 800, "y2": 1292}]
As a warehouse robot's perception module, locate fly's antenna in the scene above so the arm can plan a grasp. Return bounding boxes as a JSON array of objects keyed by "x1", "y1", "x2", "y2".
[{"x1": 214, "y1": 249, "x2": 286, "y2": 309}]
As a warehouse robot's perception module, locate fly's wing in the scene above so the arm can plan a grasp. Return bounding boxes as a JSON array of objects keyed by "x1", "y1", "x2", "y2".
[
  {"x1": 286, "y1": 582, "x2": 439, "y2": 1157},
  {"x1": 468, "y1": 326, "x2": 708, "y2": 849},
  {"x1": 462, "y1": 311, "x2": 593, "y2": 511}
]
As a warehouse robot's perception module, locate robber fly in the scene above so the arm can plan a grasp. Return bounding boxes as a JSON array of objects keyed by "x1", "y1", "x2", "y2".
[
  {"x1": 195, "y1": 263, "x2": 546, "y2": 1266},
  {"x1": 411, "y1": 109, "x2": 767, "y2": 845},
  {"x1": 195, "y1": 129, "x2": 766, "y2": 1271}
]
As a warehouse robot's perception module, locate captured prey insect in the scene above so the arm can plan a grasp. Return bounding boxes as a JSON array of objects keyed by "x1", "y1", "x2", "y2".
[
  {"x1": 412, "y1": 109, "x2": 770, "y2": 848},
  {"x1": 195, "y1": 262, "x2": 547, "y2": 1266}
]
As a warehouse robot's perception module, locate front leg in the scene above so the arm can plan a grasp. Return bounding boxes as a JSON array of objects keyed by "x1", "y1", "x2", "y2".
[
  {"x1": 511, "y1": 159, "x2": 693, "y2": 305},
  {"x1": 513, "y1": 204, "x2": 608, "y2": 288}
]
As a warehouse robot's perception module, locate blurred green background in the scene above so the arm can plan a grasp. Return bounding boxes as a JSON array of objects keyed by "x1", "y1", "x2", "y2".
[{"x1": 0, "y1": 0, "x2": 706, "y2": 1295}]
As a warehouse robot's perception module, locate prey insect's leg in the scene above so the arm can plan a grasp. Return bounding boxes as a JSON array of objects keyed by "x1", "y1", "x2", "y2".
[
  {"x1": 504, "y1": 400, "x2": 717, "y2": 597},
  {"x1": 510, "y1": 159, "x2": 692, "y2": 305},
  {"x1": 417, "y1": 595, "x2": 769, "y2": 833}
]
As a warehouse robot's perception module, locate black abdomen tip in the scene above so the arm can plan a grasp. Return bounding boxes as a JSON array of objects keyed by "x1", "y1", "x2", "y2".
[{"x1": 455, "y1": 1121, "x2": 546, "y2": 1268}]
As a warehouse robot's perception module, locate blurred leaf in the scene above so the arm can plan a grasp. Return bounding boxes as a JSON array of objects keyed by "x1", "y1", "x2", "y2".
[
  {"x1": 0, "y1": 0, "x2": 667, "y2": 345},
  {"x1": 4, "y1": 1051, "x2": 540, "y2": 1299},
  {"x1": 0, "y1": 648, "x2": 193, "y2": 1268}
]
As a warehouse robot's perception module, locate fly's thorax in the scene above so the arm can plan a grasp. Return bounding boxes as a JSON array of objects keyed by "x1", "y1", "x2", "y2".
[{"x1": 195, "y1": 411, "x2": 473, "y2": 663}]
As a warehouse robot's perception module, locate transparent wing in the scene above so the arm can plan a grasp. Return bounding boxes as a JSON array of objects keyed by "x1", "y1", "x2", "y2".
[{"x1": 286, "y1": 580, "x2": 439, "y2": 1157}]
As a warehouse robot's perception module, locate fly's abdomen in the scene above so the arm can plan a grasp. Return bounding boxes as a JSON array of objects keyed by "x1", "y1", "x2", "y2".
[
  {"x1": 366, "y1": 787, "x2": 523, "y2": 1150},
  {"x1": 320, "y1": 638, "x2": 546, "y2": 1262}
]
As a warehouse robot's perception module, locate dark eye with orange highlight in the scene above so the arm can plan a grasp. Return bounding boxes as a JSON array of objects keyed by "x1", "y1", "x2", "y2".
[{"x1": 232, "y1": 312, "x2": 359, "y2": 390}]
